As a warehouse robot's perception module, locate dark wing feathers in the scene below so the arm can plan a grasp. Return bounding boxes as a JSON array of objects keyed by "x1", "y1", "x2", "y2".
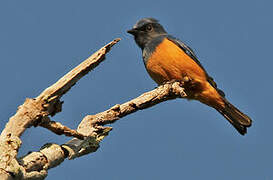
[{"x1": 167, "y1": 36, "x2": 225, "y2": 97}]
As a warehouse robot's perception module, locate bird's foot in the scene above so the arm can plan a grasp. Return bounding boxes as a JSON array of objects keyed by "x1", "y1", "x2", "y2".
[{"x1": 182, "y1": 76, "x2": 192, "y2": 83}]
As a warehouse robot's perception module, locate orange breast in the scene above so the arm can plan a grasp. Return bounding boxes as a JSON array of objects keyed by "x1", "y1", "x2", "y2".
[
  {"x1": 145, "y1": 38, "x2": 224, "y2": 108},
  {"x1": 145, "y1": 38, "x2": 207, "y2": 85}
]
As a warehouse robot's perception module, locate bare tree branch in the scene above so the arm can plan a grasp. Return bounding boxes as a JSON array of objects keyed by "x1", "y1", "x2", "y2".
[
  {"x1": 0, "y1": 38, "x2": 120, "y2": 180},
  {"x1": 17, "y1": 81, "x2": 187, "y2": 180},
  {"x1": 0, "y1": 37, "x2": 188, "y2": 179},
  {"x1": 64, "y1": 81, "x2": 187, "y2": 158},
  {"x1": 0, "y1": 38, "x2": 120, "y2": 139}
]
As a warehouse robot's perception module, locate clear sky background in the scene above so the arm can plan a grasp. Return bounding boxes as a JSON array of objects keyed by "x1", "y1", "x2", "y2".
[{"x1": 0, "y1": 0, "x2": 272, "y2": 179}]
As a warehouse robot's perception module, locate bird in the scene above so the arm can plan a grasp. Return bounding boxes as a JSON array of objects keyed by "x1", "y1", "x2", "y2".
[{"x1": 127, "y1": 18, "x2": 252, "y2": 135}]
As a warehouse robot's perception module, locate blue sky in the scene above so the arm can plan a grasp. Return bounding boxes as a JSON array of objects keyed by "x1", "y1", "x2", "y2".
[{"x1": 0, "y1": 0, "x2": 272, "y2": 179}]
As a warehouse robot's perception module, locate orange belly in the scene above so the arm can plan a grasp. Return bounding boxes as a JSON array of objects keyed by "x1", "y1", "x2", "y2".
[{"x1": 145, "y1": 38, "x2": 224, "y2": 109}]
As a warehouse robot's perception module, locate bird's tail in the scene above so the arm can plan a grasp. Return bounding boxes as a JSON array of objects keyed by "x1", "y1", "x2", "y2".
[{"x1": 216, "y1": 98, "x2": 252, "y2": 135}]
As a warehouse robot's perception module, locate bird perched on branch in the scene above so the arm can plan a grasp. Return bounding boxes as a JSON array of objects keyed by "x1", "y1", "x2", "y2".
[{"x1": 127, "y1": 18, "x2": 252, "y2": 135}]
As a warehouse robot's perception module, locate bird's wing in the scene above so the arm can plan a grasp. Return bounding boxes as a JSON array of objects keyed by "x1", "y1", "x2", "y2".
[{"x1": 167, "y1": 35, "x2": 225, "y2": 97}]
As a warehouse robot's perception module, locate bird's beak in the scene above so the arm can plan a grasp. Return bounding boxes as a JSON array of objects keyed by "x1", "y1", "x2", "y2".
[{"x1": 127, "y1": 28, "x2": 138, "y2": 35}]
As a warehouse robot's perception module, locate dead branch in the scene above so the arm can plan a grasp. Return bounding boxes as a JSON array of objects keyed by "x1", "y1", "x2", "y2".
[
  {"x1": 0, "y1": 37, "x2": 187, "y2": 180},
  {"x1": 65, "y1": 81, "x2": 187, "y2": 158},
  {"x1": 17, "y1": 81, "x2": 187, "y2": 180},
  {"x1": 0, "y1": 38, "x2": 120, "y2": 139},
  {"x1": 0, "y1": 38, "x2": 120, "y2": 180}
]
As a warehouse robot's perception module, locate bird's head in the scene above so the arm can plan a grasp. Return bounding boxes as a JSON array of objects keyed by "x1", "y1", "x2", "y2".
[{"x1": 127, "y1": 18, "x2": 167, "y2": 49}]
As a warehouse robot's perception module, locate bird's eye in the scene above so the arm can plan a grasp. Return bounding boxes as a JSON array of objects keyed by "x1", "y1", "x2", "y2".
[{"x1": 146, "y1": 24, "x2": 153, "y2": 32}]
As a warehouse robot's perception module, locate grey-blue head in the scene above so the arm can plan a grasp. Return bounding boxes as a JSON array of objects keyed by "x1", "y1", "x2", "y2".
[{"x1": 127, "y1": 18, "x2": 167, "y2": 49}]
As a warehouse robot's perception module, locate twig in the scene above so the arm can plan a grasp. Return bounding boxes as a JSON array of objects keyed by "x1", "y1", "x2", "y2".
[{"x1": 39, "y1": 117, "x2": 86, "y2": 140}]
